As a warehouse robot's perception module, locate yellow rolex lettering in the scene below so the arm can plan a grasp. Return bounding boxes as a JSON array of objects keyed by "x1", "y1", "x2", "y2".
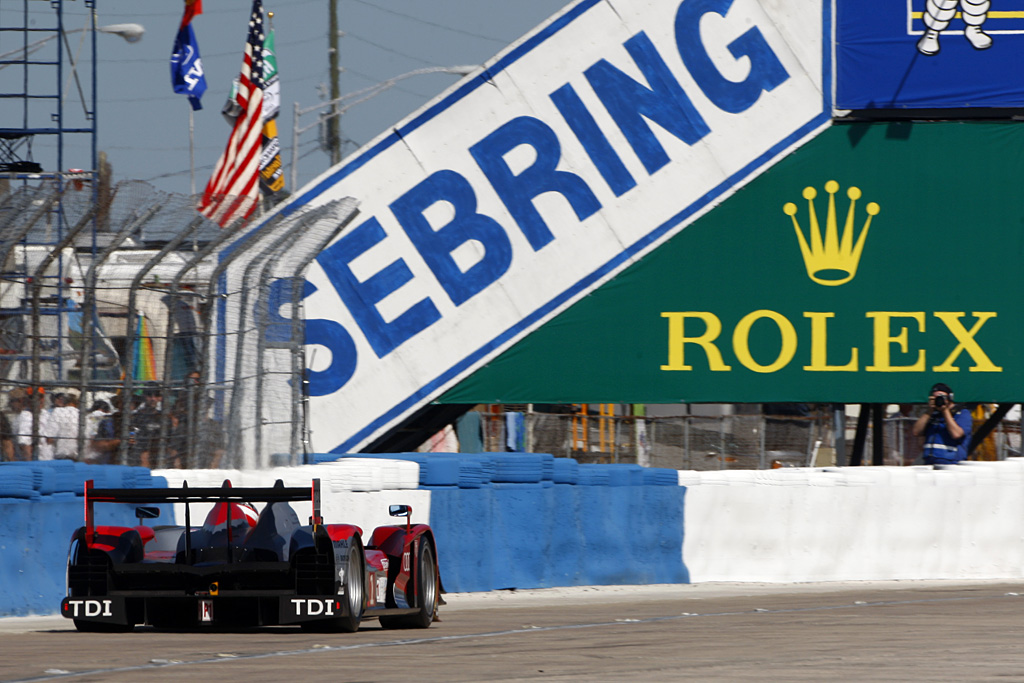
[
  {"x1": 732, "y1": 310, "x2": 797, "y2": 373},
  {"x1": 866, "y1": 312, "x2": 925, "y2": 371},
  {"x1": 803, "y1": 312, "x2": 858, "y2": 371},
  {"x1": 661, "y1": 312, "x2": 731, "y2": 371},
  {"x1": 932, "y1": 312, "x2": 1002, "y2": 372}
]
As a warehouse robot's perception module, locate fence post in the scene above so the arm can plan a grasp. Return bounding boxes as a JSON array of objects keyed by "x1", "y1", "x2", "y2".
[
  {"x1": 118, "y1": 216, "x2": 205, "y2": 466},
  {"x1": 194, "y1": 212, "x2": 286, "y2": 470},
  {"x1": 224, "y1": 212, "x2": 304, "y2": 468},
  {"x1": 684, "y1": 414, "x2": 691, "y2": 470},
  {"x1": 76, "y1": 199, "x2": 164, "y2": 461},
  {"x1": 253, "y1": 201, "x2": 356, "y2": 465},
  {"x1": 28, "y1": 206, "x2": 96, "y2": 459},
  {"x1": 286, "y1": 199, "x2": 358, "y2": 462}
]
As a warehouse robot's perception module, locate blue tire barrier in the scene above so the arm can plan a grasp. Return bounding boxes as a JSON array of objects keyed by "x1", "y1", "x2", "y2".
[
  {"x1": 552, "y1": 458, "x2": 579, "y2": 484},
  {"x1": 492, "y1": 453, "x2": 545, "y2": 483},
  {"x1": 642, "y1": 467, "x2": 679, "y2": 486},
  {"x1": 576, "y1": 464, "x2": 610, "y2": 486},
  {"x1": 457, "y1": 460, "x2": 489, "y2": 488},
  {"x1": 420, "y1": 456, "x2": 460, "y2": 487}
]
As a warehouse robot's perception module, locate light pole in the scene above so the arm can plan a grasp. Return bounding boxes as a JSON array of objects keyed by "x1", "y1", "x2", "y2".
[
  {"x1": 290, "y1": 65, "x2": 478, "y2": 190},
  {"x1": 0, "y1": 23, "x2": 145, "y2": 65}
]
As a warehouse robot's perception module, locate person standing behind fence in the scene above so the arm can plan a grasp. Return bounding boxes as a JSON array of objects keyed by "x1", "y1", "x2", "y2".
[
  {"x1": 0, "y1": 405, "x2": 13, "y2": 461},
  {"x1": 912, "y1": 382, "x2": 973, "y2": 465},
  {"x1": 82, "y1": 399, "x2": 112, "y2": 464},
  {"x1": 131, "y1": 386, "x2": 163, "y2": 468},
  {"x1": 48, "y1": 390, "x2": 80, "y2": 460},
  {"x1": 91, "y1": 395, "x2": 124, "y2": 465},
  {"x1": 10, "y1": 387, "x2": 54, "y2": 461}
]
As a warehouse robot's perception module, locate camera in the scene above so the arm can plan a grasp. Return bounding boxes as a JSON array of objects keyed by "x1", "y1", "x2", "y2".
[{"x1": 934, "y1": 395, "x2": 947, "y2": 408}]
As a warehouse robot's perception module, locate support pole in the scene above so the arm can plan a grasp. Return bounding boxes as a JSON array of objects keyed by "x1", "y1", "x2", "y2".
[
  {"x1": 327, "y1": 0, "x2": 341, "y2": 165},
  {"x1": 850, "y1": 404, "x2": 870, "y2": 466},
  {"x1": 872, "y1": 403, "x2": 884, "y2": 466},
  {"x1": 968, "y1": 403, "x2": 1016, "y2": 457},
  {"x1": 833, "y1": 403, "x2": 847, "y2": 467}
]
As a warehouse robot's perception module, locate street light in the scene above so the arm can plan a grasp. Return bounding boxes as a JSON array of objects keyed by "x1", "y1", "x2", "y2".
[
  {"x1": 0, "y1": 23, "x2": 145, "y2": 65},
  {"x1": 0, "y1": 22, "x2": 145, "y2": 174},
  {"x1": 290, "y1": 65, "x2": 479, "y2": 189}
]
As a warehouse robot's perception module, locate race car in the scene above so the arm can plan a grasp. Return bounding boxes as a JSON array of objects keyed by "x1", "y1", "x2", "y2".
[{"x1": 61, "y1": 478, "x2": 440, "y2": 632}]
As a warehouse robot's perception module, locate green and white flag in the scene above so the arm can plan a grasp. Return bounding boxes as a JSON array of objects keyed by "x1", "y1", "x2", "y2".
[{"x1": 261, "y1": 28, "x2": 280, "y2": 120}]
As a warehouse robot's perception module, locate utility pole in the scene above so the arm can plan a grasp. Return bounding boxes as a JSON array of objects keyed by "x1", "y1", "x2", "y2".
[{"x1": 327, "y1": 0, "x2": 341, "y2": 165}]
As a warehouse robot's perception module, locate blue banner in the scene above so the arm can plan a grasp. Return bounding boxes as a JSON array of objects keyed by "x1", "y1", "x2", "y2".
[
  {"x1": 170, "y1": 24, "x2": 207, "y2": 111},
  {"x1": 837, "y1": 0, "x2": 1024, "y2": 109}
]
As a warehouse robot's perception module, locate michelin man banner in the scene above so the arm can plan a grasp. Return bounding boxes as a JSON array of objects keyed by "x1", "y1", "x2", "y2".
[{"x1": 837, "y1": 0, "x2": 1024, "y2": 109}]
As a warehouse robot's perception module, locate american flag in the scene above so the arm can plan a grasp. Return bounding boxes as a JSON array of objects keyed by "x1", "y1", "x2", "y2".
[{"x1": 198, "y1": 0, "x2": 264, "y2": 227}]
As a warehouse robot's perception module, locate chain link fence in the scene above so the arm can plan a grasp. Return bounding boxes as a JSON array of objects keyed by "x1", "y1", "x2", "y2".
[
  {"x1": 475, "y1": 407, "x2": 1022, "y2": 471},
  {"x1": 2, "y1": 179, "x2": 1020, "y2": 472},
  {"x1": 0, "y1": 177, "x2": 357, "y2": 469}
]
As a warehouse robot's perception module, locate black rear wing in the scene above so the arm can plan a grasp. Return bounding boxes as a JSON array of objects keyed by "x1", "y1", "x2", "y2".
[{"x1": 83, "y1": 479, "x2": 323, "y2": 550}]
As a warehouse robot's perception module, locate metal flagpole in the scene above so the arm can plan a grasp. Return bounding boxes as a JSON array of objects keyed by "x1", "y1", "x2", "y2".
[{"x1": 189, "y1": 107, "x2": 196, "y2": 196}]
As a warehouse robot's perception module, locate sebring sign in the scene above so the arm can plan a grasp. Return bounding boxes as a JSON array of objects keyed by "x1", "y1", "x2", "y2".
[{"x1": 281, "y1": 0, "x2": 829, "y2": 451}]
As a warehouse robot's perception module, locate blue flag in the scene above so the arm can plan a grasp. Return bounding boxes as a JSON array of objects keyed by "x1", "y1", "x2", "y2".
[{"x1": 170, "y1": 23, "x2": 207, "y2": 111}]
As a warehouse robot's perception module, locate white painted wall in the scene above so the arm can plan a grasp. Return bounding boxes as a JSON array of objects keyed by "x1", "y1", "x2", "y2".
[{"x1": 681, "y1": 460, "x2": 1024, "y2": 583}]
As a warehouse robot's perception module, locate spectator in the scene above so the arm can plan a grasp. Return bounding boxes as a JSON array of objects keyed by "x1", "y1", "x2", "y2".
[
  {"x1": 48, "y1": 390, "x2": 81, "y2": 460},
  {"x1": 131, "y1": 386, "x2": 163, "y2": 468},
  {"x1": 91, "y1": 395, "x2": 124, "y2": 465},
  {"x1": 11, "y1": 386, "x2": 54, "y2": 461},
  {"x1": 0, "y1": 404, "x2": 12, "y2": 461},
  {"x1": 912, "y1": 382, "x2": 973, "y2": 465},
  {"x1": 83, "y1": 399, "x2": 112, "y2": 464}
]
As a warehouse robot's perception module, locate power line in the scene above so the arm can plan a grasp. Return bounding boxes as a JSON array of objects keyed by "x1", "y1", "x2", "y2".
[
  {"x1": 347, "y1": 0, "x2": 507, "y2": 45},
  {"x1": 343, "y1": 32, "x2": 442, "y2": 67}
]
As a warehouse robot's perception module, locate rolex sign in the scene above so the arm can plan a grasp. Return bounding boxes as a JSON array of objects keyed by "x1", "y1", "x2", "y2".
[{"x1": 444, "y1": 122, "x2": 1023, "y2": 405}]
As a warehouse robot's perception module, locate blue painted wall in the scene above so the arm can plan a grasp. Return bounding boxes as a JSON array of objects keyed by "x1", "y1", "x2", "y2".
[
  {"x1": 0, "y1": 457, "x2": 687, "y2": 617},
  {"x1": 0, "y1": 463, "x2": 165, "y2": 617}
]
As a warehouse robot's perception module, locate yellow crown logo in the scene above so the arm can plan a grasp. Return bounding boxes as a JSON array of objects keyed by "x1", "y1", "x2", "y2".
[{"x1": 783, "y1": 180, "x2": 880, "y2": 287}]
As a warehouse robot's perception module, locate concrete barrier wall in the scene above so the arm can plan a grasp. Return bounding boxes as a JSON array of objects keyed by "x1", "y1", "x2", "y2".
[
  {"x1": 427, "y1": 484, "x2": 687, "y2": 592},
  {"x1": 7, "y1": 456, "x2": 1024, "y2": 617},
  {"x1": 158, "y1": 457, "x2": 688, "y2": 594},
  {"x1": 681, "y1": 460, "x2": 1024, "y2": 583},
  {"x1": 0, "y1": 463, "x2": 165, "y2": 616}
]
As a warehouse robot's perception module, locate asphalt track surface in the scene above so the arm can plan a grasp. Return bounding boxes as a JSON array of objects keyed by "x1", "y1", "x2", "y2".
[{"x1": 2, "y1": 581, "x2": 1023, "y2": 682}]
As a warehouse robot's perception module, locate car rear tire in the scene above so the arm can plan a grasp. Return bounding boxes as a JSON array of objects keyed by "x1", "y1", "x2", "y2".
[
  {"x1": 337, "y1": 542, "x2": 365, "y2": 632},
  {"x1": 380, "y1": 540, "x2": 437, "y2": 629},
  {"x1": 301, "y1": 539, "x2": 364, "y2": 633}
]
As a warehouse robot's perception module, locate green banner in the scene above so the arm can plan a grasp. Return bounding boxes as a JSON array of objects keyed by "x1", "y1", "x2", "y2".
[{"x1": 441, "y1": 122, "x2": 1024, "y2": 405}]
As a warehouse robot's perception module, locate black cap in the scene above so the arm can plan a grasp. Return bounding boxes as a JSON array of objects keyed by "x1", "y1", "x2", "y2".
[{"x1": 930, "y1": 382, "x2": 953, "y2": 396}]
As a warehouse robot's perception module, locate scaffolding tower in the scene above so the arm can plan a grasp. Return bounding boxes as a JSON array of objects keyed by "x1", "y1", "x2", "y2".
[{"x1": 0, "y1": 0, "x2": 100, "y2": 385}]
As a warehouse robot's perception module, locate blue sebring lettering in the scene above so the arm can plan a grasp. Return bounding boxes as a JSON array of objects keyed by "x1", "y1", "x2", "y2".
[
  {"x1": 391, "y1": 169, "x2": 513, "y2": 306},
  {"x1": 318, "y1": 216, "x2": 441, "y2": 359},
  {"x1": 585, "y1": 31, "x2": 710, "y2": 175},
  {"x1": 470, "y1": 116, "x2": 601, "y2": 252},
  {"x1": 550, "y1": 83, "x2": 637, "y2": 198},
  {"x1": 301, "y1": 282, "x2": 359, "y2": 397},
  {"x1": 310, "y1": 0, "x2": 792, "y2": 395},
  {"x1": 675, "y1": 0, "x2": 789, "y2": 114}
]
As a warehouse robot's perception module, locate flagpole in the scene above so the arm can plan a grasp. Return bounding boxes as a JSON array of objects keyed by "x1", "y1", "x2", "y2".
[{"x1": 189, "y1": 107, "x2": 196, "y2": 196}]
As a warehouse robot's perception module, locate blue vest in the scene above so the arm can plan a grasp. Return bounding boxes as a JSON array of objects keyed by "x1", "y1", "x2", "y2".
[{"x1": 922, "y1": 408, "x2": 972, "y2": 464}]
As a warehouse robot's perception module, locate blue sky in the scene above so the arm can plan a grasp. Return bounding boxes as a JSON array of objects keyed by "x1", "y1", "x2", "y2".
[{"x1": 3, "y1": 0, "x2": 569, "y2": 197}]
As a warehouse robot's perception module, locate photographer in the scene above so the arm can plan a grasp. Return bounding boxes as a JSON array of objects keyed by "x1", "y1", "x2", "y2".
[{"x1": 912, "y1": 382, "x2": 972, "y2": 465}]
